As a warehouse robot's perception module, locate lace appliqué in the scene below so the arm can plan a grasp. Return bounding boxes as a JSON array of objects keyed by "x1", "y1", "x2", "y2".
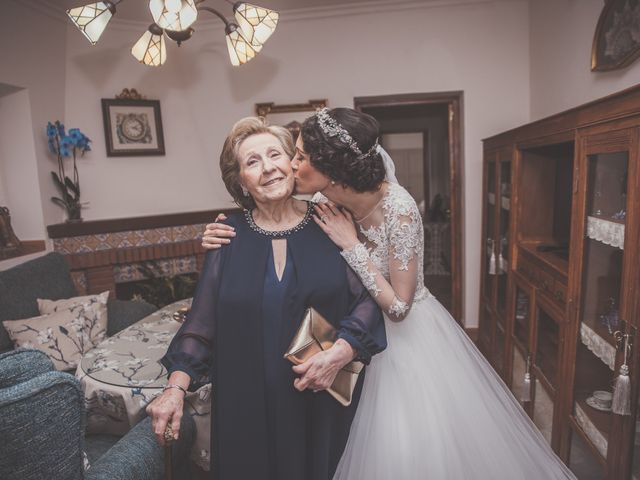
[
  {"x1": 387, "y1": 191, "x2": 423, "y2": 272},
  {"x1": 388, "y1": 297, "x2": 408, "y2": 317},
  {"x1": 341, "y1": 243, "x2": 381, "y2": 297},
  {"x1": 359, "y1": 183, "x2": 429, "y2": 303}
]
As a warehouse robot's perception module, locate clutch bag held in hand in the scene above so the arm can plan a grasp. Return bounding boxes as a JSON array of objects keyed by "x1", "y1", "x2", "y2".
[{"x1": 284, "y1": 307, "x2": 363, "y2": 406}]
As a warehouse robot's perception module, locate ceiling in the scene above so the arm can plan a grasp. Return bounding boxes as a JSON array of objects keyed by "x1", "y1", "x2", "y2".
[{"x1": 55, "y1": 0, "x2": 420, "y2": 22}]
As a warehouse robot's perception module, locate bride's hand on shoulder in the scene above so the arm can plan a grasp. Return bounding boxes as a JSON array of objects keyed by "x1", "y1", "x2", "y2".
[
  {"x1": 201, "y1": 213, "x2": 235, "y2": 249},
  {"x1": 313, "y1": 203, "x2": 359, "y2": 251}
]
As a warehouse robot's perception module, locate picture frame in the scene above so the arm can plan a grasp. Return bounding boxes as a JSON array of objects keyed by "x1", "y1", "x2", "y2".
[
  {"x1": 255, "y1": 99, "x2": 327, "y2": 138},
  {"x1": 591, "y1": 0, "x2": 640, "y2": 72},
  {"x1": 101, "y1": 98, "x2": 165, "y2": 156}
]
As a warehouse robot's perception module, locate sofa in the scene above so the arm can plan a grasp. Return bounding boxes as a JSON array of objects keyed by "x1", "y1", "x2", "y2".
[
  {"x1": 0, "y1": 348, "x2": 195, "y2": 480},
  {"x1": 0, "y1": 252, "x2": 157, "y2": 352}
]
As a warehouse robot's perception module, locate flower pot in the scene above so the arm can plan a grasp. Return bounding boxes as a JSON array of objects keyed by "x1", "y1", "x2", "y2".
[{"x1": 66, "y1": 204, "x2": 83, "y2": 223}]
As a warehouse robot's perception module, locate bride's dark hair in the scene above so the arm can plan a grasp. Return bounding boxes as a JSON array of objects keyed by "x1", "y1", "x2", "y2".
[{"x1": 301, "y1": 108, "x2": 385, "y2": 192}]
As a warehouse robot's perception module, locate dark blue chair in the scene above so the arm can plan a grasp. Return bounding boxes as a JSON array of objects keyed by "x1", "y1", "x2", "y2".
[{"x1": 0, "y1": 349, "x2": 195, "y2": 480}]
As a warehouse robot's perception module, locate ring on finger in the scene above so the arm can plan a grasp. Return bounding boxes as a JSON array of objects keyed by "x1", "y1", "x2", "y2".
[
  {"x1": 321, "y1": 216, "x2": 328, "y2": 223},
  {"x1": 164, "y1": 425, "x2": 175, "y2": 443}
]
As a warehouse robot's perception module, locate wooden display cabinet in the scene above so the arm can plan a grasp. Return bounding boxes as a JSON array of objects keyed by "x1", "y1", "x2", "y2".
[
  {"x1": 480, "y1": 85, "x2": 640, "y2": 479},
  {"x1": 479, "y1": 146, "x2": 513, "y2": 377}
]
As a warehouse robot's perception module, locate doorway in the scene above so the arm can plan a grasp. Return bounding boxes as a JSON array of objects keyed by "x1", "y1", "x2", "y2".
[{"x1": 355, "y1": 92, "x2": 464, "y2": 323}]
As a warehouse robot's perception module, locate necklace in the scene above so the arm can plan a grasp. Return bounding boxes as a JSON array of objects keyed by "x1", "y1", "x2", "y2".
[
  {"x1": 353, "y1": 187, "x2": 387, "y2": 222},
  {"x1": 245, "y1": 202, "x2": 313, "y2": 238}
]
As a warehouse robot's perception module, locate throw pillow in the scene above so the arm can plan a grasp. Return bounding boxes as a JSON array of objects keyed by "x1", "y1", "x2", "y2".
[
  {"x1": 38, "y1": 291, "x2": 109, "y2": 316},
  {"x1": 3, "y1": 292, "x2": 109, "y2": 371}
]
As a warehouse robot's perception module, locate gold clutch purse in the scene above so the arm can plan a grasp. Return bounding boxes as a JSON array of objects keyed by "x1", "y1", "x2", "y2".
[{"x1": 284, "y1": 307, "x2": 363, "y2": 406}]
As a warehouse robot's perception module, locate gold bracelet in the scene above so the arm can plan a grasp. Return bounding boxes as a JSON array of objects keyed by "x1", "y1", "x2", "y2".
[{"x1": 163, "y1": 384, "x2": 187, "y2": 396}]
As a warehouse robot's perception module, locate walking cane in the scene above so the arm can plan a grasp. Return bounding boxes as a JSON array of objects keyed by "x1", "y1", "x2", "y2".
[{"x1": 164, "y1": 425, "x2": 175, "y2": 480}]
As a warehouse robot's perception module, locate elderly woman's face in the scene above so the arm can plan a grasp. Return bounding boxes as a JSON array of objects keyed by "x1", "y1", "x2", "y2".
[
  {"x1": 238, "y1": 133, "x2": 294, "y2": 204},
  {"x1": 291, "y1": 135, "x2": 331, "y2": 195}
]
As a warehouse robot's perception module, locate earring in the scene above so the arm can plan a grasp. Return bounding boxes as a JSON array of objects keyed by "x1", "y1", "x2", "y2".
[
  {"x1": 241, "y1": 187, "x2": 249, "y2": 197},
  {"x1": 331, "y1": 180, "x2": 336, "y2": 186}
]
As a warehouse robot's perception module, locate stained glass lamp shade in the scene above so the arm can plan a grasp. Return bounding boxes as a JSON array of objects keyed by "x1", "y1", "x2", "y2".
[
  {"x1": 233, "y1": 2, "x2": 278, "y2": 48},
  {"x1": 149, "y1": 0, "x2": 198, "y2": 32},
  {"x1": 225, "y1": 24, "x2": 256, "y2": 66},
  {"x1": 131, "y1": 24, "x2": 167, "y2": 66},
  {"x1": 67, "y1": 1, "x2": 116, "y2": 45}
]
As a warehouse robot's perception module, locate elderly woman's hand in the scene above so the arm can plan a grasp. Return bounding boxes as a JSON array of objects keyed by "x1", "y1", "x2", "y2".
[
  {"x1": 146, "y1": 372, "x2": 190, "y2": 446},
  {"x1": 313, "y1": 203, "x2": 360, "y2": 251},
  {"x1": 146, "y1": 390, "x2": 184, "y2": 446},
  {"x1": 292, "y1": 339, "x2": 356, "y2": 392},
  {"x1": 202, "y1": 213, "x2": 235, "y2": 249}
]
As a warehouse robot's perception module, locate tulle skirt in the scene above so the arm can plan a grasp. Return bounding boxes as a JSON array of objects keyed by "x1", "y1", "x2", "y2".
[{"x1": 333, "y1": 295, "x2": 576, "y2": 480}]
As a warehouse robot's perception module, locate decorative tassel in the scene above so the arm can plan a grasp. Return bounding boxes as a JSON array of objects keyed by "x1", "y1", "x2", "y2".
[
  {"x1": 612, "y1": 364, "x2": 631, "y2": 416},
  {"x1": 498, "y1": 252, "x2": 507, "y2": 274},
  {"x1": 521, "y1": 372, "x2": 532, "y2": 403},
  {"x1": 497, "y1": 238, "x2": 508, "y2": 274},
  {"x1": 521, "y1": 355, "x2": 532, "y2": 403},
  {"x1": 489, "y1": 249, "x2": 497, "y2": 275}
]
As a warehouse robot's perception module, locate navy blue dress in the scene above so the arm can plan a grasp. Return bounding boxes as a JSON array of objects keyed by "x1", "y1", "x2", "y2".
[{"x1": 162, "y1": 204, "x2": 386, "y2": 480}]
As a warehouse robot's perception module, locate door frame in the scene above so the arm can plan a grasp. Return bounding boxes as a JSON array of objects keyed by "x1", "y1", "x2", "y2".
[{"x1": 354, "y1": 91, "x2": 465, "y2": 324}]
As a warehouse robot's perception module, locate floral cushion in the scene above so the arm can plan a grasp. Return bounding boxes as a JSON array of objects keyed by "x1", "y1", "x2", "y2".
[
  {"x1": 2, "y1": 291, "x2": 109, "y2": 371},
  {"x1": 38, "y1": 291, "x2": 109, "y2": 316}
]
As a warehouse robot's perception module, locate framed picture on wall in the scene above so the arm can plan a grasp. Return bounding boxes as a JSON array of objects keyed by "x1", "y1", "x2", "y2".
[
  {"x1": 255, "y1": 99, "x2": 327, "y2": 139},
  {"x1": 101, "y1": 98, "x2": 165, "y2": 156},
  {"x1": 592, "y1": 0, "x2": 640, "y2": 71}
]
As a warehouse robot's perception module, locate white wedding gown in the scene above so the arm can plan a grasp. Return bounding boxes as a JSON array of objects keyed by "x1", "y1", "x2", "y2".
[{"x1": 331, "y1": 183, "x2": 576, "y2": 480}]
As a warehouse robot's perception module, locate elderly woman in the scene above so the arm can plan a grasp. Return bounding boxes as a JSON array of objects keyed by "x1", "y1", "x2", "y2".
[{"x1": 146, "y1": 117, "x2": 386, "y2": 480}]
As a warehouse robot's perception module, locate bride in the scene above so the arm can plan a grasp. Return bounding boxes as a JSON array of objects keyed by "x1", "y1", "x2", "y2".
[{"x1": 202, "y1": 107, "x2": 576, "y2": 479}]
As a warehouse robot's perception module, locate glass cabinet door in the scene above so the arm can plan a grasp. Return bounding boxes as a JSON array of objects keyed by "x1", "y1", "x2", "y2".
[
  {"x1": 569, "y1": 146, "x2": 630, "y2": 477},
  {"x1": 483, "y1": 158, "x2": 497, "y2": 306},
  {"x1": 514, "y1": 284, "x2": 531, "y2": 350},
  {"x1": 510, "y1": 280, "x2": 533, "y2": 413},
  {"x1": 532, "y1": 300, "x2": 563, "y2": 448},
  {"x1": 496, "y1": 157, "x2": 511, "y2": 320}
]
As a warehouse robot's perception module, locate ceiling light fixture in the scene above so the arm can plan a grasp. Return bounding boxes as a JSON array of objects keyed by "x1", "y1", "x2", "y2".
[{"x1": 66, "y1": 0, "x2": 279, "y2": 66}]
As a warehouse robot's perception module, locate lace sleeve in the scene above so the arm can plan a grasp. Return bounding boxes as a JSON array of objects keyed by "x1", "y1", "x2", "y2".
[
  {"x1": 160, "y1": 249, "x2": 223, "y2": 390},
  {"x1": 340, "y1": 187, "x2": 422, "y2": 321},
  {"x1": 336, "y1": 265, "x2": 386, "y2": 364}
]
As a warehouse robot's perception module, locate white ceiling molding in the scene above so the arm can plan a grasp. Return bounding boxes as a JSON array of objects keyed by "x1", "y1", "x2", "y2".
[{"x1": 20, "y1": 0, "x2": 524, "y2": 31}]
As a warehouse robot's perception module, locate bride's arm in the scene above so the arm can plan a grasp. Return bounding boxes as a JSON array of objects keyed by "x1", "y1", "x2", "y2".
[{"x1": 314, "y1": 203, "x2": 421, "y2": 322}]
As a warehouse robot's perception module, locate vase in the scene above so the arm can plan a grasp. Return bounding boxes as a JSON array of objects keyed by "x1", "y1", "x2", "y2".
[{"x1": 66, "y1": 204, "x2": 83, "y2": 223}]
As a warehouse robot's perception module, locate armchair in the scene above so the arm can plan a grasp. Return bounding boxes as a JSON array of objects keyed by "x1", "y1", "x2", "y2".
[{"x1": 0, "y1": 349, "x2": 195, "y2": 480}]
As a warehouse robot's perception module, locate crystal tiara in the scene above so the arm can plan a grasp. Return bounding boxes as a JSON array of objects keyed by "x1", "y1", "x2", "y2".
[{"x1": 315, "y1": 108, "x2": 378, "y2": 160}]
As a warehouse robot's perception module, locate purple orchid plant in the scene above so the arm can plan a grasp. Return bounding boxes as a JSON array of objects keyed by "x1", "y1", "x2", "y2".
[{"x1": 46, "y1": 120, "x2": 91, "y2": 221}]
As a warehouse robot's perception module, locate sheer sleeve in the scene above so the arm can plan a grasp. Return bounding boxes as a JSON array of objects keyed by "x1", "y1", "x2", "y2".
[
  {"x1": 336, "y1": 265, "x2": 386, "y2": 364},
  {"x1": 160, "y1": 249, "x2": 223, "y2": 390},
  {"x1": 341, "y1": 190, "x2": 422, "y2": 321}
]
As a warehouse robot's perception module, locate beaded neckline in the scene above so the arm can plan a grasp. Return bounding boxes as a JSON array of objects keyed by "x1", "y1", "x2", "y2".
[{"x1": 244, "y1": 202, "x2": 313, "y2": 238}]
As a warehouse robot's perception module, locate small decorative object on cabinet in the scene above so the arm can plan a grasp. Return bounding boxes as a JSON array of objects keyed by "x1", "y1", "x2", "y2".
[
  {"x1": 480, "y1": 85, "x2": 640, "y2": 479},
  {"x1": 0, "y1": 206, "x2": 20, "y2": 257}
]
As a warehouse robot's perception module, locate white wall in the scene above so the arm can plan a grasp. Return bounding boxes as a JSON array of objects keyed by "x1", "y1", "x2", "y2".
[
  {"x1": 530, "y1": 0, "x2": 640, "y2": 120},
  {"x1": 0, "y1": 0, "x2": 68, "y2": 226},
  {"x1": 0, "y1": 88, "x2": 46, "y2": 240},
  {"x1": 61, "y1": 0, "x2": 531, "y2": 326}
]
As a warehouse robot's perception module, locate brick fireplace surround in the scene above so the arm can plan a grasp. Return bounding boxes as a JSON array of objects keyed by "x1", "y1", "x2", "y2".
[{"x1": 47, "y1": 208, "x2": 240, "y2": 297}]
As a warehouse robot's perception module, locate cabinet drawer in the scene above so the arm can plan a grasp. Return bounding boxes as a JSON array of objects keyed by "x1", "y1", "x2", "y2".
[
  {"x1": 516, "y1": 256, "x2": 538, "y2": 284},
  {"x1": 551, "y1": 280, "x2": 567, "y2": 306},
  {"x1": 537, "y1": 269, "x2": 555, "y2": 297}
]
